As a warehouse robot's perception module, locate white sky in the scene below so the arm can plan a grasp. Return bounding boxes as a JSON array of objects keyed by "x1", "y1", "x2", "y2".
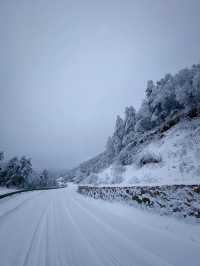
[{"x1": 0, "y1": 0, "x2": 200, "y2": 169}]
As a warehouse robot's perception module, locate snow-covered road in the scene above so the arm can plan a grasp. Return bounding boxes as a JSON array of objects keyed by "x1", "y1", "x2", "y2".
[{"x1": 0, "y1": 184, "x2": 199, "y2": 266}]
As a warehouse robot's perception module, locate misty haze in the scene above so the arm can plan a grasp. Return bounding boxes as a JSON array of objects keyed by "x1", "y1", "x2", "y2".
[{"x1": 0, "y1": 1, "x2": 200, "y2": 266}]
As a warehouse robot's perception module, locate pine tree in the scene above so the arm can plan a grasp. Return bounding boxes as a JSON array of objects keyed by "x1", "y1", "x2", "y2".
[{"x1": 124, "y1": 106, "x2": 136, "y2": 135}]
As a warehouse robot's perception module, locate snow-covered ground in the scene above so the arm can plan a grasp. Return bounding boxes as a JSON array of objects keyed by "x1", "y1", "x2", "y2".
[
  {"x1": 87, "y1": 118, "x2": 200, "y2": 186},
  {"x1": 0, "y1": 187, "x2": 18, "y2": 196},
  {"x1": 0, "y1": 183, "x2": 199, "y2": 266}
]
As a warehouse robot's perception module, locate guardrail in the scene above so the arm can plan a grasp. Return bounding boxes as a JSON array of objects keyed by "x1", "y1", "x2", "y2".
[{"x1": 0, "y1": 186, "x2": 67, "y2": 200}]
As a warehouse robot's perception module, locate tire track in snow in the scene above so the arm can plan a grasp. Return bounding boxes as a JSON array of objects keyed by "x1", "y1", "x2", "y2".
[
  {"x1": 59, "y1": 192, "x2": 105, "y2": 266},
  {"x1": 49, "y1": 199, "x2": 66, "y2": 266},
  {"x1": 0, "y1": 185, "x2": 199, "y2": 266},
  {"x1": 22, "y1": 201, "x2": 53, "y2": 266},
  {"x1": 76, "y1": 193, "x2": 200, "y2": 246},
  {"x1": 75, "y1": 192, "x2": 177, "y2": 238},
  {"x1": 74, "y1": 191, "x2": 200, "y2": 265},
  {"x1": 66, "y1": 195, "x2": 137, "y2": 266},
  {"x1": 63, "y1": 187, "x2": 129, "y2": 266},
  {"x1": 72, "y1": 196, "x2": 173, "y2": 266},
  {"x1": 64, "y1": 203, "x2": 122, "y2": 266},
  {"x1": 0, "y1": 191, "x2": 44, "y2": 221}
]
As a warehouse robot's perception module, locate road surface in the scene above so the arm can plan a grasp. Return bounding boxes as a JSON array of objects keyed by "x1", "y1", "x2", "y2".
[{"x1": 0, "y1": 184, "x2": 199, "y2": 266}]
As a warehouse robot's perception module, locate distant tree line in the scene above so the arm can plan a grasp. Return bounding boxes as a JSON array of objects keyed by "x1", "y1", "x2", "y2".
[{"x1": 0, "y1": 152, "x2": 56, "y2": 188}]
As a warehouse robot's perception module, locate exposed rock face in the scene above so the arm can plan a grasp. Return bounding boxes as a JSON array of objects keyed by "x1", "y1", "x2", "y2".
[{"x1": 78, "y1": 184, "x2": 200, "y2": 221}]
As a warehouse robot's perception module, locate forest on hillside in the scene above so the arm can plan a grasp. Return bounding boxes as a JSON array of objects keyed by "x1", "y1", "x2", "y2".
[{"x1": 69, "y1": 64, "x2": 200, "y2": 182}]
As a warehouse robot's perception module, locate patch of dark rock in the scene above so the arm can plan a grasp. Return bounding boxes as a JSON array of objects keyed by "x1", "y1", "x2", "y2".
[{"x1": 193, "y1": 186, "x2": 200, "y2": 194}]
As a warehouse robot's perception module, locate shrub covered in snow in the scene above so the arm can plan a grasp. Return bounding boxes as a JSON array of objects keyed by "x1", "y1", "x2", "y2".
[{"x1": 137, "y1": 152, "x2": 162, "y2": 168}]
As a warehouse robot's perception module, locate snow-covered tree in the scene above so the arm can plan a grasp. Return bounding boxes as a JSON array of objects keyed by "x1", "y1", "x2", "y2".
[
  {"x1": 106, "y1": 136, "x2": 115, "y2": 158},
  {"x1": 146, "y1": 80, "x2": 155, "y2": 98},
  {"x1": 121, "y1": 106, "x2": 137, "y2": 146},
  {"x1": 0, "y1": 151, "x2": 4, "y2": 162},
  {"x1": 135, "y1": 100, "x2": 152, "y2": 132},
  {"x1": 112, "y1": 117, "x2": 123, "y2": 154},
  {"x1": 122, "y1": 131, "x2": 136, "y2": 147},
  {"x1": 175, "y1": 65, "x2": 200, "y2": 111},
  {"x1": 0, "y1": 156, "x2": 32, "y2": 187},
  {"x1": 5, "y1": 157, "x2": 21, "y2": 187},
  {"x1": 19, "y1": 156, "x2": 32, "y2": 185},
  {"x1": 0, "y1": 151, "x2": 4, "y2": 184},
  {"x1": 124, "y1": 106, "x2": 136, "y2": 134},
  {"x1": 0, "y1": 151, "x2": 4, "y2": 171},
  {"x1": 155, "y1": 76, "x2": 181, "y2": 123},
  {"x1": 114, "y1": 115, "x2": 124, "y2": 138},
  {"x1": 26, "y1": 170, "x2": 41, "y2": 188},
  {"x1": 192, "y1": 70, "x2": 200, "y2": 106},
  {"x1": 108, "y1": 115, "x2": 125, "y2": 156},
  {"x1": 40, "y1": 169, "x2": 49, "y2": 187}
]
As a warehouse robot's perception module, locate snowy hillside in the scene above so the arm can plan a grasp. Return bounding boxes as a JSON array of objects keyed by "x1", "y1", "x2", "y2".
[
  {"x1": 83, "y1": 118, "x2": 200, "y2": 185},
  {"x1": 66, "y1": 63, "x2": 200, "y2": 185}
]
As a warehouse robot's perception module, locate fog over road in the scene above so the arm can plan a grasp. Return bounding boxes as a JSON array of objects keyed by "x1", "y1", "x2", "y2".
[{"x1": 0, "y1": 184, "x2": 199, "y2": 266}]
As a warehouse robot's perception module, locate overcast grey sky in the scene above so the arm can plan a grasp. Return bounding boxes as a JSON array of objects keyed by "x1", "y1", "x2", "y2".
[{"x1": 0, "y1": 0, "x2": 200, "y2": 170}]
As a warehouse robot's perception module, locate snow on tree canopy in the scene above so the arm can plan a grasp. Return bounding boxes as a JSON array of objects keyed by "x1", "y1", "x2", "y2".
[{"x1": 67, "y1": 63, "x2": 200, "y2": 184}]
